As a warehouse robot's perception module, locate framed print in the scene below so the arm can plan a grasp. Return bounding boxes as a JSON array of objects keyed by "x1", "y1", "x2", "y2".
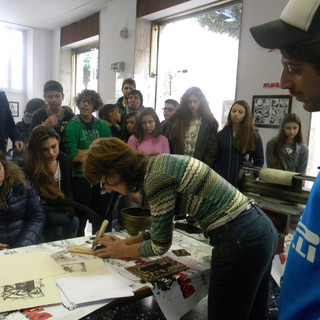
[
  {"x1": 252, "y1": 95, "x2": 292, "y2": 128},
  {"x1": 9, "y1": 102, "x2": 19, "y2": 117},
  {"x1": 221, "y1": 100, "x2": 234, "y2": 127}
]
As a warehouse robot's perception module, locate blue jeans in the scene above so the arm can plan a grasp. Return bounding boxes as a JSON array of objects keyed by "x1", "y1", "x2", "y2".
[{"x1": 208, "y1": 204, "x2": 278, "y2": 320}]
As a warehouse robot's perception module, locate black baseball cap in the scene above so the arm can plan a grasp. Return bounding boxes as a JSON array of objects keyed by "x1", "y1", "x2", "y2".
[{"x1": 250, "y1": 0, "x2": 320, "y2": 49}]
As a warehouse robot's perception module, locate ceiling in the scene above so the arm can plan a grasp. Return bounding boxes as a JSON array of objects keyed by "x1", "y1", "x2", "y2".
[{"x1": 0, "y1": 0, "x2": 113, "y2": 31}]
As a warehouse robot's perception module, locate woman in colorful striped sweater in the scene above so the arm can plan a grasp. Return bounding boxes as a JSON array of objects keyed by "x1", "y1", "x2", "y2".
[{"x1": 83, "y1": 137, "x2": 278, "y2": 320}]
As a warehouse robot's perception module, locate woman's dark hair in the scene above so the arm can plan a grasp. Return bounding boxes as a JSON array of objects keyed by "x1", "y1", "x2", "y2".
[
  {"x1": 83, "y1": 137, "x2": 146, "y2": 192},
  {"x1": 166, "y1": 87, "x2": 218, "y2": 142},
  {"x1": 26, "y1": 125, "x2": 65, "y2": 200},
  {"x1": 225, "y1": 100, "x2": 259, "y2": 154},
  {"x1": 74, "y1": 89, "x2": 103, "y2": 111},
  {"x1": 0, "y1": 151, "x2": 26, "y2": 210},
  {"x1": 134, "y1": 107, "x2": 162, "y2": 142},
  {"x1": 98, "y1": 104, "x2": 120, "y2": 126},
  {"x1": 271, "y1": 113, "x2": 304, "y2": 169},
  {"x1": 122, "y1": 111, "x2": 137, "y2": 142}
]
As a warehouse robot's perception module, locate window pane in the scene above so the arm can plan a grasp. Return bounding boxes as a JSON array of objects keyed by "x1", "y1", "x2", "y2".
[
  {"x1": 0, "y1": 27, "x2": 9, "y2": 88},
  {"x1": 10, "y1": 29, "x2": 23, "y2": 90}
]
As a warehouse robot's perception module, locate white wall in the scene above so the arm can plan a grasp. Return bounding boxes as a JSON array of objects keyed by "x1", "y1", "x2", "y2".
[
  {"x1": 99, "y1": 0, "x2": 137, "y2": 104},
  {"x1": 237, "y1": 0, "x2": 311, "y2": 161}
]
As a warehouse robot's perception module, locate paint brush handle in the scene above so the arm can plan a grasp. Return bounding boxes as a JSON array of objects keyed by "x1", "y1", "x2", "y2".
[{"x1": 92, "y1": 220, "x2": 109, "y2": 250}]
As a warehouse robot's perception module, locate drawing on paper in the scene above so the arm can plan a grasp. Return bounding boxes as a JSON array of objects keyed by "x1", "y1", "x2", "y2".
[
  {"x1": 1, "y1": 280, "x2": 44, "y2": 301},
  {"x1": 61, "y1": 262, "x2": 87, "y2": 273}
]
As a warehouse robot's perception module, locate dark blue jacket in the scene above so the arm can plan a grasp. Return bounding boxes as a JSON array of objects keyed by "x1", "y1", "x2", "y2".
[
  {"x1": 0, "y1": 90, "x2": 21, "y2": 153},
  {"x1": 0, "y1": 179, "x2": 45, "y2": 248},
  {"x1": 214, "y1": 125, "x2": 264, "y2": 187}
]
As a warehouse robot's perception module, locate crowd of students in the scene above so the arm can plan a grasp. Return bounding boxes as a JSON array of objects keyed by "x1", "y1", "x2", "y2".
[{"x1": 0, "y1": 10, "x2": 315, "y2": 315}]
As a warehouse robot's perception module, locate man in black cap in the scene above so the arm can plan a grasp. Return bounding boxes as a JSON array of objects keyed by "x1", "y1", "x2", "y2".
[{"x1": 250, "y1": 1, "x2": 320, "y2": 319}]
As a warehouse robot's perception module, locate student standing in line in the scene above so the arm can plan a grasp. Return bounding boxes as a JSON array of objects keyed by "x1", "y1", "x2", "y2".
[
  {"x1": 30, "y1": 80, "x2": 74, "y2": 151},
  {"x1": 125, "y1": 89, "x2": 144, "y2": 114},
  {"x1": 214, "y1": 100, "x2": 264, "y2": 187},
  {"x1": 0, "y1": 151, "x2": 45, "y2": 249},
  {"x1": 63, "y1": 89, "x2": 117, "y2": 236},
  {"x1": 266, "y1": 113, "x2": 308, "y2": 174},
  {"x1": 98, "y1": 104, "x2": 122, "y2": 139},
  {"x1": 116, "y1": 78, "x2": 136, "y2": 110},
  {"x1": 16, "y1": 98, "x2": 46, "y2": 144},
  {"x1": 250, "y1": 0, "x2": 320, "y2": 318},
  {"x1": 83, "y1": 137, "x2": 278, "y2": 320},
  {"x1": 164, "y1": 87, "x2": 218, "y2": 167},
  {"x1": 121, "y1": 111, "x2": 137, "y2": 142},
  {"x1": 128, "y1": 107, "x2": 170, "y2": 155}
]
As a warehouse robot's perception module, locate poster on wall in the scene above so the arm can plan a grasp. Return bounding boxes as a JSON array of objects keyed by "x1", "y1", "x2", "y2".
[
  {"x1": 252, "y1": 95, "x2": 292, "y2": 128},
  {"x1": 9, "y1": 102, "x2": 19, "y2": 117},
  {"x1": 221, "y1": 100, "x2": 234, "y2": 127}
]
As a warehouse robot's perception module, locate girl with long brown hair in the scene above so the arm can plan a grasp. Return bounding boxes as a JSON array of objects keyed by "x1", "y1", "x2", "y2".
[{"x1": 214, "y1": 100, "x2": 264, "y2": 187}]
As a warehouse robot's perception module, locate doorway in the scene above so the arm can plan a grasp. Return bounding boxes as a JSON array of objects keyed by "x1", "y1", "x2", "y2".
[{"x1": 154, "y1": 2, "x2": 242, "y2": 127}]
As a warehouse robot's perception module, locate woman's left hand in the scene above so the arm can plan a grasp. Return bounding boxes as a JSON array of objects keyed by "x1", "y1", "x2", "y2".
[{"x1": 93, "y1": 235, "x2": 126, "y2": 259}]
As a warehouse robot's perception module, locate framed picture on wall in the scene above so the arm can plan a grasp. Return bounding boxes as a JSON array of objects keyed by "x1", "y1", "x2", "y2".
[
  {"x1": 9, "y1": 102, "x2": 19, "y2": 117},
  {"x1": 252, "y1": 95, "x2": 292, "y2": 128}
]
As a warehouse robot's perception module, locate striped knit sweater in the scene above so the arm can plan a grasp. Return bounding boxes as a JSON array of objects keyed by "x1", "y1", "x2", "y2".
[{"x1": 139, "y1": 154, "x2": 249, "y2": 257}]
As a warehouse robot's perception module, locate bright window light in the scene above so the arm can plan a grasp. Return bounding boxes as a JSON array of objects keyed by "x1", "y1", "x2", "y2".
[{"x1": 0, "y1": 25, "x2": 24, "y2": 91}]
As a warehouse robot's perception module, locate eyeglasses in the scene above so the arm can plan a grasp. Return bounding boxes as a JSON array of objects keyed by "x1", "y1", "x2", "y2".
[
  {"x1": 163, "y1": 107, "x2": 175, "y2": 112},
  {"x1": 80, "y1": 98, "x2": 94, "y2": 106}
]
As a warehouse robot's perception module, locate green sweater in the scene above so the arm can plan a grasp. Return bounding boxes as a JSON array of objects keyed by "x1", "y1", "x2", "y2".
[
  {"x1": 139, "y1": 154, "x2": 249, "y2": 257},
  {"x1": 64, "y1": 115, "x2": 111, "y2": 178}
]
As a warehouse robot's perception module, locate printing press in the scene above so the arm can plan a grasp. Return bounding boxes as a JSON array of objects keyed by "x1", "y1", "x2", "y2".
[{"x1": 239, "y1": 167, "x2": 316, "y2": 253}]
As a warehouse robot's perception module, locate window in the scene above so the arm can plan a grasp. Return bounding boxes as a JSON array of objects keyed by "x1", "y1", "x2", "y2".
[
  {"x1": 72, "y1": 44, "x2": 99, "y2": 95},
  {"x1": 0, "y1": 25, "x2": 25, "y2": 91}
]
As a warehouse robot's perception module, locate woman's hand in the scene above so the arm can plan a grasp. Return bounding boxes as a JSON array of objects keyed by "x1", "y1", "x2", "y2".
[
  {"x1": 0, "y1": 243, "x2": 9, "y2": 250},
  {"x1": 93, "y1": 235, "x2": 126, "y2": 259}
]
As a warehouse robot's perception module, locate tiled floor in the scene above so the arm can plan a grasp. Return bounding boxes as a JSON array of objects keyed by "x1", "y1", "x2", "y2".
[{"x1": 81, "y1": 277, "x2": 280, "y2": 320}]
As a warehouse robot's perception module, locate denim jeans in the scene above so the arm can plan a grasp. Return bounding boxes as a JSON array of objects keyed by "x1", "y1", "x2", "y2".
[
  {"x1": 43, "y1": 206, "x2": 79, "y2": 241},
  {"x1": 208, "y1": 204, "x2": 278, "y2": 320}
]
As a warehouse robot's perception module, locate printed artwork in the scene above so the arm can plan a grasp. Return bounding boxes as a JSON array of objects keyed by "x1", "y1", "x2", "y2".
[
  {"x1": 126, "y1": 256, "x2": 189, "y2": 282},
  {"x1": 252, "y1": 95, "x2": 292, "y2": 128},
  {"x1": 1, "y1": 280, "x2": 44, "y2": 301}
]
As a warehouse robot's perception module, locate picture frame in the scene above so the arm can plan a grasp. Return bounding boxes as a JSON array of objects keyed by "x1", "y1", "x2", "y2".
[
  {"x1": 252, "y1": 95, "x2": 292, "y2": 128},
  {"x1": 9, "y1": 102, "x2": 19, "y2": 117}
]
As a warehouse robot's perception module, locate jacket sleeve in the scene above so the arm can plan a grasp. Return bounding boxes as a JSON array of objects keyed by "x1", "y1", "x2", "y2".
[
  {"x1": 296, "y1": 144, "x2": 309, "y2": 174},
  {"x1": 63, "y1": 121, "x2": 80, "y2": 161},
  {"x1": 199, "y1": 125, "x2": 218, "y2": 168},
  {"x1": 15, "y1": 180, "x2": 45, "y2": 247},
  {"x1": 1, "y1": 92, "x2": 21, "y2": 144},
  {"x1": 252, "y1": 133, "x2": 264, "y2": 169},
  {"x1": 266, "y1": 139, "x2": 276, "y2": 168}
]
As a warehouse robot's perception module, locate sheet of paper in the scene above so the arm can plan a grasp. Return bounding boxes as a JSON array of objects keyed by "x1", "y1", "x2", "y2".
[
  {"x1": 56, "y1": 274, "x2": 134, "y2": 309},
  {"x1": 0, "y1": 251, "x2": 64, "y2": 285},
  {"x1": 0, "y1": 277, "x2": 61, "y2": 313},
  {"x1": 57, "y1": 258, "x2": 109, "y2": 278}
]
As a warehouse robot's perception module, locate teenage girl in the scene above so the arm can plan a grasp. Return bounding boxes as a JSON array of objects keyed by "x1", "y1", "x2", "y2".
[
  {"x1": 164, "y1": 87, "x2": 218, "y2": 167},
  {"x1": 266, "y1": 113, "x2": 309, "y2": 174},
  {"x1": 121, "y1": 111, "x2": 137, "y2": 142},
  {"x1": 214, "y1": 100, "x2": 264, "y2": 187},
  {"x1": 98, "y1": 104, "x2": 122, "y2": 138},
  {"x1": 128, "y1": 108, "x2": 170, "y2": 154},
  {"x1": 26, "y1": 125, "x2": 99, "y2": 241}
]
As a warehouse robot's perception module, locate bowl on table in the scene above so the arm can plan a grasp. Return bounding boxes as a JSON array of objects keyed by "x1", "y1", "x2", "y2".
[{"x1": 121, "y1": 207, "x2": 152, "y2": 236}]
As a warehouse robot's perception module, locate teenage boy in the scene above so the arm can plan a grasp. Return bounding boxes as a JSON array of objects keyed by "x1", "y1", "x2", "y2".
[
  {"x1": 250, "y1": 0, "x2": 320, "y2": 319},
  {"x1": 30, "y1": 80, "x2": 74, "y2": 149},
  {"x1": 163, "y1": 98, "x2": 179, "y2": 121},
  {"x1": 116, "y1": 78, "x2": 136, "y2": 109}
]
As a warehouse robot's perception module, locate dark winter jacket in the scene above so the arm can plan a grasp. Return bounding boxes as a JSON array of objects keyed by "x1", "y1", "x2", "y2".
[
  {"x1": 0, "y1": 179, "x2": 45, "y2": 248},
  {"x1": 214, "y1": 125, "x2": 264, "y2": 187}
]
